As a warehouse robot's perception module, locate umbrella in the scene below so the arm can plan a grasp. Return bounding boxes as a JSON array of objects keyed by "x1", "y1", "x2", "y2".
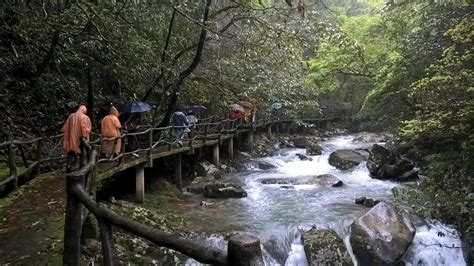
[
  {"x1": 119, "y1": 101, "x2": 152, "y2": 113},
  {"x1": 239, "y1": 101, "x2": 253, "y2": 109},
  {"x1": 271, "y1": 102, "x2": 282, "y2": 110},
  {"x1": 184, "y1": 105, "x2": 207, "y2": 113},
  {"x1": 230, "y1": 104, "x2": 245, "y2": 113}
]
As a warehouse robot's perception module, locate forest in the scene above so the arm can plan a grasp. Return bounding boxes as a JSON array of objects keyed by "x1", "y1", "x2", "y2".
[{"x1": 0, "y1": 0, "x2": 472, "y2": 265}]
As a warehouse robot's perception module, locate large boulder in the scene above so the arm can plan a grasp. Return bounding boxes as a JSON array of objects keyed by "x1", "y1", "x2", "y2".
[
  {"x1": 350, "y1": 202, "x2": 416, "y2": 265},
  {"x1": 352, "y1": 132, "x2": 387, "y2": 143},
  {"x1": 260, "y1": 174, "x2": 343, "y2": 187},
  {"x1": 196, "y1": 161, "x2": 221, "y2": 179},
  {"x1": 302, "y1": 228, "x2": 352, "y2": 265},
  {"x1": 187, "y1": 176, "x2": 216, "y2": 194},
  {"x1": 290, "y1": 137, "x2": 323, "y2": 155},
  {"x1": 204, "y1": 183, "x2": 247, "y2": 198},
  {"x1": 328, "y1": 150, "x2": 365, "y2": 170},
  {"x1": 367, "y1": 144, "x2": 418, "y2": 181}
]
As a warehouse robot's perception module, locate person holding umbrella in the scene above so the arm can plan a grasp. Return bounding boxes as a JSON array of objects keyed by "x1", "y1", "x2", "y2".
[
  {"x1": 101, "y1": 106, "x2": 122, "y2": 158},
  {"x1": 170, "y1": 107, "x2": 189, "y2": 147}
]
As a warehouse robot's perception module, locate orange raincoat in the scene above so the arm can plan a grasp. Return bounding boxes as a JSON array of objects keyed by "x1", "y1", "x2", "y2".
[
  {"x1": 61, "y1": 105, "x2": 92, "y2": 153},
  {"x1": 101, "y1": 106, "x2": 122, "y2": 154}
]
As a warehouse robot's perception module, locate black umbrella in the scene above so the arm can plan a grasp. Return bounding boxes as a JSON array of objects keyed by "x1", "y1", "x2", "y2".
[
  {"x1": 119, "y1": 101, "x2": 152, "y2": 113},
  {"x1": 184, "y1": 105, "x2": 207, "y2": 113}
]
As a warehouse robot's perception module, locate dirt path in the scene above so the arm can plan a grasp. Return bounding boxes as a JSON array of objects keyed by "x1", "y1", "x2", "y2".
[{"x1": 0, "y1": 170, "x2": 65, "y2": 265}]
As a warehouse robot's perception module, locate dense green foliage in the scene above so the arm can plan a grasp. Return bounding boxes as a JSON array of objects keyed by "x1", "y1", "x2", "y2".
[
  {"x1": 304, "y1": 0, "x2": 472, "y2": 234},
  {"x1": 1, "y1": 0, "x2": 472, "y2": 242}
]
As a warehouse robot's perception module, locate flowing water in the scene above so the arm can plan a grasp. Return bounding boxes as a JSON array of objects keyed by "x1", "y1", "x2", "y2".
[{"x1": 150, "y1": 135, "x2": 466, "y2": 265}]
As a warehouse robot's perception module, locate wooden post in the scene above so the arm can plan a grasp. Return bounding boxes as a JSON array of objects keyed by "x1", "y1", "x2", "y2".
[
  {"x1": 98, "y1": 219, "x2": 115, "y2": 266},
  {"x1": 147, "y1": 129, "x2": 153, "y2": 167},
  {"x1": 64, "y1": 175, "x2": 85, "y2": 266},
  {"x1": 247, "y1": 128, "x2": 254, "y2": 152},
  {"x1": 227, "y1": 138, "x2": 234, "y2": 160},
  {"x1": 203, "y1": 124, "x2": 209, "y2": 145},
  {"x1": 212, "y1": 144, "x2": 219, "y2": 168},
  {"x1": 286, "y1": 121, "x2": 291, "y2": 135},
  {"x1": 135, "y1": 166, "x2": 145, "y2": 203},
  {"x1": 266, "y1": 124, "x2": 272, "y2": 139},
  {"x1": 7, "y1": 134, "x2": 17, "y2": 189},
  {"x1": 228, "y1": 233, "x2": 264, "y2": 266},
  {"x1": 168, "y1": 127, "x2": 173, "y2": 151},
  {"x1": 35, "y1": 138, "x2": 43, "y2": 176},
  {"x1": 174, "y1": 154, "x2": 182, "y2": 189}
]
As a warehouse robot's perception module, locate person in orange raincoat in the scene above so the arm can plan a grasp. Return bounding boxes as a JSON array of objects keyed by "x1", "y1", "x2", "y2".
[
  {"x1": 61, "y1": 105, "x2": 92, "y2": 171},
  {"x1": 100, "y1": 106, "x2": 122, "y2": 157}
]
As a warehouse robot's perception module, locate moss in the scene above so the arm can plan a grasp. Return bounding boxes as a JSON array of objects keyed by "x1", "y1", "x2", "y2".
[{"x1": 0, "y1": 163, "x2": 26, "y2": 182}]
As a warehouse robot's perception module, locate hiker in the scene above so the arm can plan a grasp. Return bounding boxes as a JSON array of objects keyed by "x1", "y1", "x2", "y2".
[
  {"x1": 61, "y1": 105, "x2": 92, "y2": 171},
  {"x1": 101, "y1": 106, "x2": 122, "y2": 158},
  {"x1": 170, "y1": 109, "x2": 189, "y2": 147},
  {"x1": 186, "y1": 110, "x2": 198, "y2": 127}
]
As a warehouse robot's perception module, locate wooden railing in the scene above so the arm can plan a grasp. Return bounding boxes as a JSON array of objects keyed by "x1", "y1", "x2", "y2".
[
  {"x1": 1, "y1": 115, "x2": 344, "y2": 196},
  {"x1": 64, "y1": 139, "x2": 264, "y2": 265}
]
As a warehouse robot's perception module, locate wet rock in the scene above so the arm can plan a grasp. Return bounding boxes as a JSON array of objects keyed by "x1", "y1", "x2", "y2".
[
  {"x1": 328, "y1": 149, "x2": 365, "y2": 170},
  {"x1": 250, "y1": 160, "x2": 278, "y2": 170},
  {"x1": 204, "y1": 183, "x2": 247, "y2": 198},
  {"x1": 350, "y1": 202, "x2": 416, "y2": 265},
  {"x1": 352, "y1": 132, "x2": 387, "y2": 143},
  {"x1": 355, "y1": 196, "x2": 381, "y2": 208},
  {"x1": 302, "y1": 228, "x2": 352, "y2": 265},
  {"x1": 187, "y1": 176, "x2": 216, "y2": 194},
  {"x1": 280, "y1": 185, "x2": 295, "y2": 189},
  {"x1": 228, "y1": 233, "x2": 264, "y2": 265},
  {"x1": 314, "y1": 174, "x2": 343, "y2": 187},
  {"x1": 290, "y1": 137, "x2": 323, "y2": 155},
  {"x1": 261, "y1": 175, "x2": 342, "y2": 187},
  {"x1": 367, "y1": 144, "x2": 418, "y2": 181},
  {"x1": 196, "y1": 161, "x2": 221, "y2": 179},
  {"x1": 295, "y1": 153, "x2": 313, "y2": 161}
]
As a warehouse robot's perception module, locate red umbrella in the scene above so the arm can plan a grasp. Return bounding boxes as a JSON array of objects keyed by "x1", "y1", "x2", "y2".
[
  {"x1": 230, "y1": 104, "x2": 245, "y2": 113},
  {"x1": 239, "y1": 101, "x2": 253, "y2": 109}
]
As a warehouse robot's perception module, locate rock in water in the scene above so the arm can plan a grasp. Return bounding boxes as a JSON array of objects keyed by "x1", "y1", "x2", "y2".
[
  {"x1": 355, "y1": 196, "x2": 381, "y2": 208},
  {"x1": 314, "y1": 174, "x2": 343, "y2": 187},
  {"x1": 367, "y1": 144, "x2": 418, "y2": 181},
  {"x1": 204, "y1": 183, "x2": 247, "y2": 198},
  {"x1": 350, "y1": 202, "x2": 416, "y2": 265},
  {"x1": 302, "y1": 228, "x2": 352, "y2": 265},
  {"x1": 295, "y1": 153, "x2": 313, "y2": 161},
  {"x1": 328, "y1": 149, "x2": 365, "y2": 170},
  {"x1": 187, "y1": 176, "x2": 216, "y2": 194}
]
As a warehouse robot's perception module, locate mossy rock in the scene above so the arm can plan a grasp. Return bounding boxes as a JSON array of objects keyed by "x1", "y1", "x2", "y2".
[{"x1": 302, "y1": 228, "x2": 352, "y2": 265}]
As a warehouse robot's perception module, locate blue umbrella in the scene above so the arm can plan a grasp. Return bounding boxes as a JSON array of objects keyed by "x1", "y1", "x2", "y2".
[
  {"x1": 120, "y1": 101, "x2": 152, "y2": 113},
  {"x1": 184, "y1": 105, "x2": 207, "y2": 113},
  {"x1": 271, "y1": 102, "x2": 282, "y2": 110}
]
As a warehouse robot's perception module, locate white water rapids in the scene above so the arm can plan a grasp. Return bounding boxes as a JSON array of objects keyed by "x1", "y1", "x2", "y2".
[{"x1": 172, "y1": 135, "x2": 466, "y2": 265}]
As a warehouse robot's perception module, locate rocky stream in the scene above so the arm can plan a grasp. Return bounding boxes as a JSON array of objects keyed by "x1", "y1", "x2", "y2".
[{"x1": 97, "y1": 134, "x2": 467, "y2": 265}]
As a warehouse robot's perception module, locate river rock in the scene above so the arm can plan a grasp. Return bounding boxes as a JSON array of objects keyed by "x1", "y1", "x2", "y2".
[
  {"x1": 187, "y1": 176, "x2": 216, "y2": 194},
  {"x1": 249, "y1": 159, "x2": 278, "y2": 170},
  {"x1": 328, "y1": 149, "x2": 365, "y2": 170},
  {"x1": 290, "y1": 137, "x2": 323, "y2": 155},
  {"x1": 355, "y1": 196, "x2": 381, "y2": 208},
  {"x1": 302, "y1": 228, "x2": 352, "y2": 265},
  {"x1": 367, "y1": 144, "x2": 418, "y2": 181},
  {"x1": 314, "y1": 174, "x2": 343, "y2": 187},
  {"x1": 295, "y1": 153, "x2": 313, "y2": 161},
  {"x1": 352, "y1": 132, "x2": 387, "y2": 143},
  {"x1": 350, "y1": 202, "x2": 416, "y2": 265},
  {"x1": 204, "y1": 183, "x2": 247, "y2": 198},
  {"x1": 196, "y1": 161, "x2": 221, "y2": 179},
  {"x1": 261, "y1": 175, "x2": 342, "y2": 187}
]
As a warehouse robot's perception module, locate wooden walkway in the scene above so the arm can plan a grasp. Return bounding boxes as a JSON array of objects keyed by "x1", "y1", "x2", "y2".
[{"x1": 0, "y1": 116, "x2": 342, "y2": 195}]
